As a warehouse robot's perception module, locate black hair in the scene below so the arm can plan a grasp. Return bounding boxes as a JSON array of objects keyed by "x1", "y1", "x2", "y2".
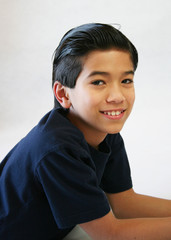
[{"x1": 52, "y1": 23, "x2": 138, "y2": 108}]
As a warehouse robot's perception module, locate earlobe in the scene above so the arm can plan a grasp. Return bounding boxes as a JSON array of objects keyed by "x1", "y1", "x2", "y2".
[{"x1": 53, "y1": 81, "x2": 71, "y2": 109}]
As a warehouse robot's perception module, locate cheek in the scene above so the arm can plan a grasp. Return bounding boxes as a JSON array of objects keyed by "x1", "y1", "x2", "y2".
[
  {"x1": 70, "y1": 89, "x2": 96, "y2": 111},
  {"x1": 84, "y1": 90, "x2": 102, "y2": 106},
  {"x1": 127, "y1": 90, "x2": 135, "y2": 106}
]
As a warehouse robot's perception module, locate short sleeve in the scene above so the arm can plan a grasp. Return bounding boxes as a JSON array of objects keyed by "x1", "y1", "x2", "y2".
[
  {"x1": 100, "y1": 134, "x2": 133, "y2": 193},
  {"x1": 35, "y1": 143, "x2": 110, "y2": 229}
]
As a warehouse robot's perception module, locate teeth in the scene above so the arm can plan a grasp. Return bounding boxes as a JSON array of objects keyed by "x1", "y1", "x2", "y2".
[
  {"x1": 104, "y1": 111, "x2": 122, "y2": 116},
  {"x1": 116, "y1": 111, "x2": 121, "y2": 116}
]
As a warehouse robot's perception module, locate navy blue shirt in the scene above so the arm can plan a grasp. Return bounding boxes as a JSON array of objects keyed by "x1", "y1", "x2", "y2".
[{"x1": 0, "y1": 108, "x2": 132, "y2": 239}]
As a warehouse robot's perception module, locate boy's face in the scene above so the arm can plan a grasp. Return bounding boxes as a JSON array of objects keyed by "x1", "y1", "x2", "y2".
[{"x1": 66, "y1": 49, "x2": 135, "y2": 147}]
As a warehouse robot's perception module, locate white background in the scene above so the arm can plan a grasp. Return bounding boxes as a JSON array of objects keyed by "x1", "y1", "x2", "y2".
[{"x1": 0, "y1": 0, "x2": 170, "y2": 199}]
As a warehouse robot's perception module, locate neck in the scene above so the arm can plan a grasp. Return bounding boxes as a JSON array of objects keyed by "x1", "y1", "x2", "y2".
[
  {"x1": 85, "y1": 131, "x2": 106, "y2": 149},
  {"x1": 67, "y1": 111, "x2": 107, "y2": 149}
]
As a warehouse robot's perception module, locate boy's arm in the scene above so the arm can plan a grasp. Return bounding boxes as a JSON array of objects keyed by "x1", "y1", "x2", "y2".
[
  {"x1": 80, "y1": 210, "x2": 171, "y2": 240},
  {"x1": 106, "y1": 188, "x2": 171, "y2": 219}
]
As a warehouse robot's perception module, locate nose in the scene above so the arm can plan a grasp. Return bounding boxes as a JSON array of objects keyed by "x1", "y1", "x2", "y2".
[{"x1": 106, "y1": 84, "x2": 125, "y2": 104}]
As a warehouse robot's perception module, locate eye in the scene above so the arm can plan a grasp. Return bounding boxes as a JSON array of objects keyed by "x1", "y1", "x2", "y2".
[
  {"x1": 122, "y1": 79, "x2": 134, "y2": 84},
  {"x1": 91, "y1": 80, "x2": 105, "y2": 85}
]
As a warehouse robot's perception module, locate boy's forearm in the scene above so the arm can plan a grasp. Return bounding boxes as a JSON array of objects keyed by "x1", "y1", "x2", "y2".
[
  {"x1": 81, "y1": 212, "x2": 171, "y2": 240},
  {"x1": 107, "y1": 189, "x2": 171, "y2": 219},
  {"x1": 114, "y1": 217, "x2": 171, "y2": 240},
  {"x1": 127, "y1": 192, "x2": 171, "y2": 218}
]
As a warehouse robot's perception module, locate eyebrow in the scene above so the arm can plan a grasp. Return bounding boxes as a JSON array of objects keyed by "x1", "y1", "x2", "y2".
[
  {"x1": 124, "y1": 70, "x2": 135, "y2": 75},
  {"x1": 88, "y1": 71, "x2": 110, "y2": 78},
  {"x1": 88, "y1": 70, "x2": 134, "y2": 78}
]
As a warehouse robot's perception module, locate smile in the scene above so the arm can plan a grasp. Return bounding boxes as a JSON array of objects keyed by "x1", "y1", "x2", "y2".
[
  {"x1": 100, "y1": 109, "x2": 126, "y2": 120},
  {"x1": 103, "y1": 110, "x2": 125, "y2": 116}
]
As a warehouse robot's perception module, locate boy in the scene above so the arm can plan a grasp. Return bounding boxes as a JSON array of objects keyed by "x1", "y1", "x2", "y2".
[{"x1": 0, "y1": 23, "x2": 171, "y2": 240}]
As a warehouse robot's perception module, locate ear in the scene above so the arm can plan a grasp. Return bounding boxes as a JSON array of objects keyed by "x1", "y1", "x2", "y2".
[{"x1": 53, "y1": 81, "x2": 71, "y2": 109}]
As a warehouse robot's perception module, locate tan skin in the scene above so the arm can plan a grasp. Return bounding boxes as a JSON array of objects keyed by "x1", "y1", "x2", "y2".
[{"x1": 54, "y1": 49, "x2": 171, "y2": 239}]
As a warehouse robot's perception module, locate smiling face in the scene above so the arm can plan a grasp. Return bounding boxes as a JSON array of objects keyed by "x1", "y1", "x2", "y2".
[{"x1": 56, "y1": 49, "x2": 135, "y2": 148}]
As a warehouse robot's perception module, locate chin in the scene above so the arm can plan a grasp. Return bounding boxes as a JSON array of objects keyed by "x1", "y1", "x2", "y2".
[{"x1": 107, "y1": 125, "x2": 124, "y2": 134}]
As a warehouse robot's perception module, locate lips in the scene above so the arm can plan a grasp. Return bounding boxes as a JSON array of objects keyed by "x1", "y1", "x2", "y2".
[
  {"x1": 101, "y1": 109, "x2": 125, "y2": 115},
  {"x1": 103, "y1": 110, "x2": 125, "y2": 116},
  {"x1": 100, "y1": 109, "x2": 126, "y2": 119}
]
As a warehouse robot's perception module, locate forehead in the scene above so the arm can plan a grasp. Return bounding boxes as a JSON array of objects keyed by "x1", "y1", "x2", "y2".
[{"x1": 81, "y1": 49, "x2": 134, "y2": 74}]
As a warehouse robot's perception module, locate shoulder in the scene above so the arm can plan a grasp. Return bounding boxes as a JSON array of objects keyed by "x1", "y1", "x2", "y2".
[
  {"x1": 35, "y1": 108, "x2": 86, "y2": 151},
  {"x1": 7, "y1": 108, "x2": 87, "y2": 167},
  {"x1": 37, "y1": 108, "x2": 85, "y2": 147}
]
